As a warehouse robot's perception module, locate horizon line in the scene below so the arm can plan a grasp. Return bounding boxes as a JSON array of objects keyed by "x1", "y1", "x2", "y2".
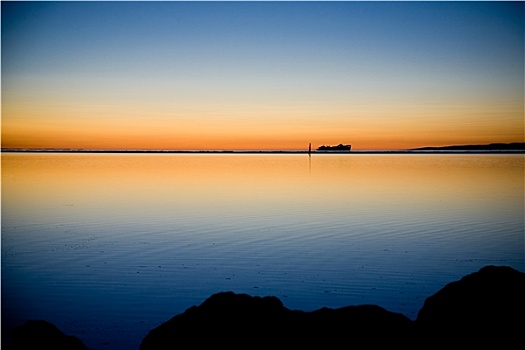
[
  {"x1": 2, "y1": 142, "x2": 524, "y2": 154},
  {"x1": 2, "y1": 149, "x2": 524, "y2": 156}
]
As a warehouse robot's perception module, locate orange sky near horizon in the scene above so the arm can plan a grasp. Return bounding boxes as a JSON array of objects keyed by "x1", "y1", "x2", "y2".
[
  {"x1": 3, "y1": 123, "x2": 522, "y2": 151},
  {"x1": 2, "y1": 93, "x2": 523, "y2": 150}
]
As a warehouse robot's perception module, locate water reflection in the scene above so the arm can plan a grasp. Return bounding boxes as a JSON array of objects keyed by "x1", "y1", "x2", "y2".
[{"x1": 2, "y1": 153, "x2": 524, "y2": 350}]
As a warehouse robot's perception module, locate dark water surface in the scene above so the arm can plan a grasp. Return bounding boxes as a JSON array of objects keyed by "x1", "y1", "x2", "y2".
[{"x1": 2, "y1": 153, "x2": 524, "y2": 349}]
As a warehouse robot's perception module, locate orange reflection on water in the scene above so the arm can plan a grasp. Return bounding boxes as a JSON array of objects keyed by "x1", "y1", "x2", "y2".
[{"x1": 2, "y1": 153, "x2": 523, "y2": 227}]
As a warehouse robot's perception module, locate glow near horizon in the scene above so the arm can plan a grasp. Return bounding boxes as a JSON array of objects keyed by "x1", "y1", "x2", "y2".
[{"x1": 2, "y1": 1, "x2": 523, "y2": 150}]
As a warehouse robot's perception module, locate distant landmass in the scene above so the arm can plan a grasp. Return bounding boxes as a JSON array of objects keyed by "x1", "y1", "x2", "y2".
[{"x1": 411, "y1": 142, "x2": 525, "y2": 151}]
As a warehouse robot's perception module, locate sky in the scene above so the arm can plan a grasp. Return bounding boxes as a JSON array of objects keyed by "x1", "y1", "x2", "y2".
[{"x1": 1, "y1": 1, "x2": 524, "y2": 151}]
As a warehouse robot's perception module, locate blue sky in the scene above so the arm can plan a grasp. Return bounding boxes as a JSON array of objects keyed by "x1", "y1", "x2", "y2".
[{"x1": 2, "y1": 1, "x2": 523, "y2": 150}]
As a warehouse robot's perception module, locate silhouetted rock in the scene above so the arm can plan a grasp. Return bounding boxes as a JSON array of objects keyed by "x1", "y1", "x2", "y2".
[
  {"x1": 140, "y1": 265, "x2": 524, "y2": 349},
  {"x1": 415, "y1": 265, "x2": 525, "y2": 347},
  {"x1": 4, "y1": 265, "x2": 524, "y2": 349},
  {"x1": 4, "y1": 320, "x2": 88, "y2": 350},
  {"x1": 140, "y1": 291, "x2": 415, "y2": 349}
]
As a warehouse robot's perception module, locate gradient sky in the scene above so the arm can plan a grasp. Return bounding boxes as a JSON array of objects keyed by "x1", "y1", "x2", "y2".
[{"x1": 2, "y1": 1, "x2": 524, "y2": 150}]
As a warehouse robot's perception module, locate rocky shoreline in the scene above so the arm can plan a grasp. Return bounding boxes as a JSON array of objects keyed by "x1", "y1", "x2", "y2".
[{"x1": 4, "y1": 265, "x2": 524, "y2": 349}]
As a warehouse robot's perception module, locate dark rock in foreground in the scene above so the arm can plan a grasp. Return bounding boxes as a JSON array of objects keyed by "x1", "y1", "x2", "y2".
[
  {"x1": 140, "y1": 292, "x2": 414, "y2": 348},
  {"x1": 141, "y1": 265, "x2": 524, "y2": 349},
  {"x1": 4, "y1": 320, "x2": 88, "y2": 350},
  {"x1": 415, "y1": 265, "x2": 525, "y2": 347},
  {"x1": 4, "y1": 265, "x2": 524, "y2": 349}
]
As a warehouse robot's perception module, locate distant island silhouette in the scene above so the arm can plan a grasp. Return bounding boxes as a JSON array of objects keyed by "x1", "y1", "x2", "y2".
[{"x1": 410, "y1": 142, "x2": 525, "y2": 151}]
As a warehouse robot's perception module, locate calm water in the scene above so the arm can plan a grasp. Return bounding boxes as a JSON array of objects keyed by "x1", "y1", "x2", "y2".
[{"x1": 2, "y1": 153, "x2": 524, "y2": 349}]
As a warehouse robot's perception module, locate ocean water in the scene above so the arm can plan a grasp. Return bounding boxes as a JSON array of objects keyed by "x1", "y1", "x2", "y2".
[{"x1": 2, "y1": 152, "x2": 524, "y2": 349}]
